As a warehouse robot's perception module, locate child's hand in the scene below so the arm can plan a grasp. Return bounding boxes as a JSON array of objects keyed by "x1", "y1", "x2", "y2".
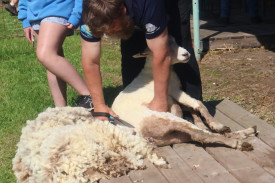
[
  {"x1": 23, "y1": 27, "x2": 33, "y2": 44},
  {"x1": 66, "y1": 23, "x2": 75, "y2": 30}
]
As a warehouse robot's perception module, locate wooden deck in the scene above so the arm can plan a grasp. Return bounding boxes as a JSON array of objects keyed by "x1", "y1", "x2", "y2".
[{"x1": 100, "y1": 99, "x2": 275, "y2": 183}]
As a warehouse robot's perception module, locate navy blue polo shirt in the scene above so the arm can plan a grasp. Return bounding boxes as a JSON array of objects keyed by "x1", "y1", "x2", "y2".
[{"x1": 80, "y1": 0, "x2": 169, "y2": 42}]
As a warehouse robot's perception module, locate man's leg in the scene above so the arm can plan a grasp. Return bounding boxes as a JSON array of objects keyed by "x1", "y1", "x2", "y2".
[
  {"x1": 246, "y1": 0, "x2": 261, "y2": 23},
  {"x1": 166, "y1": 0, "x2": 202, "y2": 100},
  {"x1": 246, "y1": 0, "x2": 258, "y2": 18},
  {"x1": 121, "y1": 30, "x2": 147, "y2": 87},
  {"x1": 220, "y1": 0, "x2": 231, "y2": 18}
]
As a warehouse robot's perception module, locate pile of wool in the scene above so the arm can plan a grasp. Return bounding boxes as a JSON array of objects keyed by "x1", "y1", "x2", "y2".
[{"x1": 12, "y1": 107, "x2": 166, "y2": 183}]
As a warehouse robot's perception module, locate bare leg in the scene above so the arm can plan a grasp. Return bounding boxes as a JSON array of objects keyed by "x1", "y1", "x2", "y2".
[
  {"x1": 47, "y1": 70, "x2": 67, "y2": 107},
  {"x1": 46, "y1": 48, "x2": 68, "y2": 106},
  {"x1": 33, "y1": 30, "x2": 67, "y2": 106},
  {"x1": 35, "y1": 22, "x2": 89, "y2": 100}
]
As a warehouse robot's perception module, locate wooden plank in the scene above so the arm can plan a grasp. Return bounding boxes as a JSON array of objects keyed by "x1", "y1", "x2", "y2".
[
  {"x1": 207, "y1": 99, "x2": 275, "y2": 149},
  {"x1": 206, "y1": 103, "x2": 275, "y2": 177},
  {"x1": 206, "y1": 147, "x2": 275, "y2": 183},
  {"x1": 244, "y1": 137, "x2": 275, "y2": 177},
  {"x1": 157, "y1": 146, "x2": 204, "y2": 183},
  {"x1": 100, "y1": 175, "x2": 132, "y2": 183},
  {"x1": 173, "y1": 143, "x2": 240, "y2": 183},
  {"x1": 128, "y1": 160, "x2": 168, "y2": 183}
]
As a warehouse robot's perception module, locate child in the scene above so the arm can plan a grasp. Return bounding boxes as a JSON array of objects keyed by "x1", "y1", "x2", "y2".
[{"x1": 18, "y1": 0, "x2": 93, "y2": 108}]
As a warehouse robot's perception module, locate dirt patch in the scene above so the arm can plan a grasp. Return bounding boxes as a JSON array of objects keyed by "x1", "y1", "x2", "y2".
[{"x1": 199, "y1": 48, "x2": 275, "y2": 126}]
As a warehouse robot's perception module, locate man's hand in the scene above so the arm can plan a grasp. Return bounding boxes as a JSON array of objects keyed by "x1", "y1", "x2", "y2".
[
  {"x1": 81, "y1": 38, "x2": 118, "y2": 121},
  {"x1": 23, "y1": 27, "x2": 33, "y2": 44},
  {"x1": 93, "y1": 104, "x2": 118, "y2": 121},
  {"x1": 143, "y1": 98, "x2": 168, "y2": 112}
]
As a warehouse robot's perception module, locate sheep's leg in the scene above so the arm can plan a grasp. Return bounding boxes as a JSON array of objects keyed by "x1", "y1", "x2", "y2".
[
  {"x1": 190, "y1": 111, "x2": 209, "y2": 130},
  {"x1": 172, "y1": 91, "x2": 231, "y2": 133},
  {"x1": 224, "y1": 126, "x2": 257, "y2": 139},
  {"x1": 170, "y1": 103, "x2": 183, "y2": 118},
  {"x1": 140, "y1": 114, "x2": 253, "y2": 151}
]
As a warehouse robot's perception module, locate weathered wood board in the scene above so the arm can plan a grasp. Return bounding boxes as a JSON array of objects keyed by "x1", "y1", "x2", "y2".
[{"x1": 100, "y1": 100, "x2": 275, "y2": 183}]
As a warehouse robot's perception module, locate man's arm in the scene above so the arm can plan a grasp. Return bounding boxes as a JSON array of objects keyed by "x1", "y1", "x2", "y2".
[
  {"x1": 81, "y1": 38, "x2": 118, "y2": 120},
  {"x1": 146, "y1": 28, "x2": 170, "y2": 112}
]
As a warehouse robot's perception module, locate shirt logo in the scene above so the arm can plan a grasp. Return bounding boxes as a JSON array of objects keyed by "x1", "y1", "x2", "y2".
[{"x1": 145, "y1": 23, "x2": 159, "y2": 34}]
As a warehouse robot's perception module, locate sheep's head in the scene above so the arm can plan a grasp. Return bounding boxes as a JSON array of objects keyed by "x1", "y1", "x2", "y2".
[
  {"x1": 133, "y1": 35, "x2": 190, "y2": 72},
  {"x1": 168, "y1": 36, "x2": 190, "y2": 64}
]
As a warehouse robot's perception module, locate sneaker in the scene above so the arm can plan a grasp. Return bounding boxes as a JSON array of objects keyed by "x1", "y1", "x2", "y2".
[
  {"x1": 5, "y1": 4, "x2": 18, "y2": 16},
  {"x1": 77, "y1": 95, "x2": 94, "y2": 109}
]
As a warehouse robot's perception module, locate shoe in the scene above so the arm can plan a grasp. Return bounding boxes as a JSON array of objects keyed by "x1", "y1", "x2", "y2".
[
  {"x1": 77, "y1": 95, "x2": 94, "y2": 109},
  {"x1": 250, "y1": 16, "x2": 262, "y2": 24},
  {"x1": 5, "y1": 4, "x2": 18, "y2": 16},
  {"x1": 216, "y1": 17, "x2": 229, "y2": 25}
]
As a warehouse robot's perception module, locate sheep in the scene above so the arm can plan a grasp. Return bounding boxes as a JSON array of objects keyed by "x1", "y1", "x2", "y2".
[
  {"x1": 111, "y1": 36, "x2": 257, "y2": 150},
  {"x1": 12, "y1": 107, "x2": 166, "y2": 183},
  {"x1": 13, "y1": 36, "x2": 257, "y2": 182}
]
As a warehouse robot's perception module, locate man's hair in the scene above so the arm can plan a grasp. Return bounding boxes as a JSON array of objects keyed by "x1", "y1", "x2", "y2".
[{"x1": 83, "y1": 0, "x2": 134, "y2": 39}]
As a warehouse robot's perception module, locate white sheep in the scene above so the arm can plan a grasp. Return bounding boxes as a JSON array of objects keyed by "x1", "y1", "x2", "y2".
[
  {"x1": 112, "y1": 36, "x2": 257, "y2": 149},
  {"x1": 12, "y1": 107, "x2": 166, "y2": 183},
  {"x1": 13, "y1": 36, "x2": 257, "y2": 183}
]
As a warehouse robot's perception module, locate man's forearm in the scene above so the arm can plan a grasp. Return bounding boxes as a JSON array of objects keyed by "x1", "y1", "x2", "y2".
[
  {"x1": 153, "y1": 52, "x2": 170, "y2": 95},
  {"x1": 82, "y1": 63, "x2": 105, "y2": 108},
  {"x1": 152, "y1": 51, "x2": 171, "y2": 109},
  {"x1": 146, "y1": 28, "x2": 171, "y2": 112}
]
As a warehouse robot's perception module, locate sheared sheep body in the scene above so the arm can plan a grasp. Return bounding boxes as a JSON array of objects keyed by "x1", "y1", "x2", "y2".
[{"x1": 112, "y1": 36, "x2": 257, "y2": 149}]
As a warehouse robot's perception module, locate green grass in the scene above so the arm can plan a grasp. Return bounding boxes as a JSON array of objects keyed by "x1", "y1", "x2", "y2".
[
  {"x1": 0, "y1": 33, "x2": 122, "y2": 182},
  {"x1": 0, "y1": 7, "x2": 23, "y2": 38}
]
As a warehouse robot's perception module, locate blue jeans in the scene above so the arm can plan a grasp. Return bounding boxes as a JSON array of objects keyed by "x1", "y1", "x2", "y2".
[{"x1": 221, "y1": 0, "x2": 258, "y2": 18}]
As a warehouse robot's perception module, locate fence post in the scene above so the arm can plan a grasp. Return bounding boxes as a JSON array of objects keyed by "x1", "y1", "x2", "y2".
[{"x1": 192, "y1": 0, "x2": 201, "y2": 61}]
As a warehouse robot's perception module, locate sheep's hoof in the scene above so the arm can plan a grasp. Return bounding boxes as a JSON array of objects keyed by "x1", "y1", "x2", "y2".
[
  {"x1": 252, "y1": 125, "x2": 257, "y2": 132},
  {"x1": 218, "y1": 126, "x2": 231, "y2": 134},
  {"x1": 239, "y1": 142, "x2": 254, "y2": 151},
  {"x1": 251, "y1": 125, "x2": 258, "y2": 136}
]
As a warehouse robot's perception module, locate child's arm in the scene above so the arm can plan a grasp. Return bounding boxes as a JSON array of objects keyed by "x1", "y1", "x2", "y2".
[
  {"x1": 23, "y1": 27, "x2": 33, "y2": 44},
  {"x1": 67, "y1": 0, "x2": 83, "y2": 28}
]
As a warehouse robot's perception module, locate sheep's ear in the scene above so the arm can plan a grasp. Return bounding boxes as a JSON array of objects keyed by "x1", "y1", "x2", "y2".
[{"x1": 132, "y1": 50, "x2": 151, "y2": 58}]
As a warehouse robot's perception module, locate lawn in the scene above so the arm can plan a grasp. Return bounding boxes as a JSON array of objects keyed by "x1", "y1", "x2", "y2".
[
  {"x1": 0, "y1": 33, "x2": 122, "y2": 182},
  {"x1": 0, "y1": 6, "x2": 23, "y2": 38}
]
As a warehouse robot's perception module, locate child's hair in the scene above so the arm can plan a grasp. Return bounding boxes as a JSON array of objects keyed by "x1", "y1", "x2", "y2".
[{"x1": 83, "y1": 0, "x2": 126, "y2": 38}]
